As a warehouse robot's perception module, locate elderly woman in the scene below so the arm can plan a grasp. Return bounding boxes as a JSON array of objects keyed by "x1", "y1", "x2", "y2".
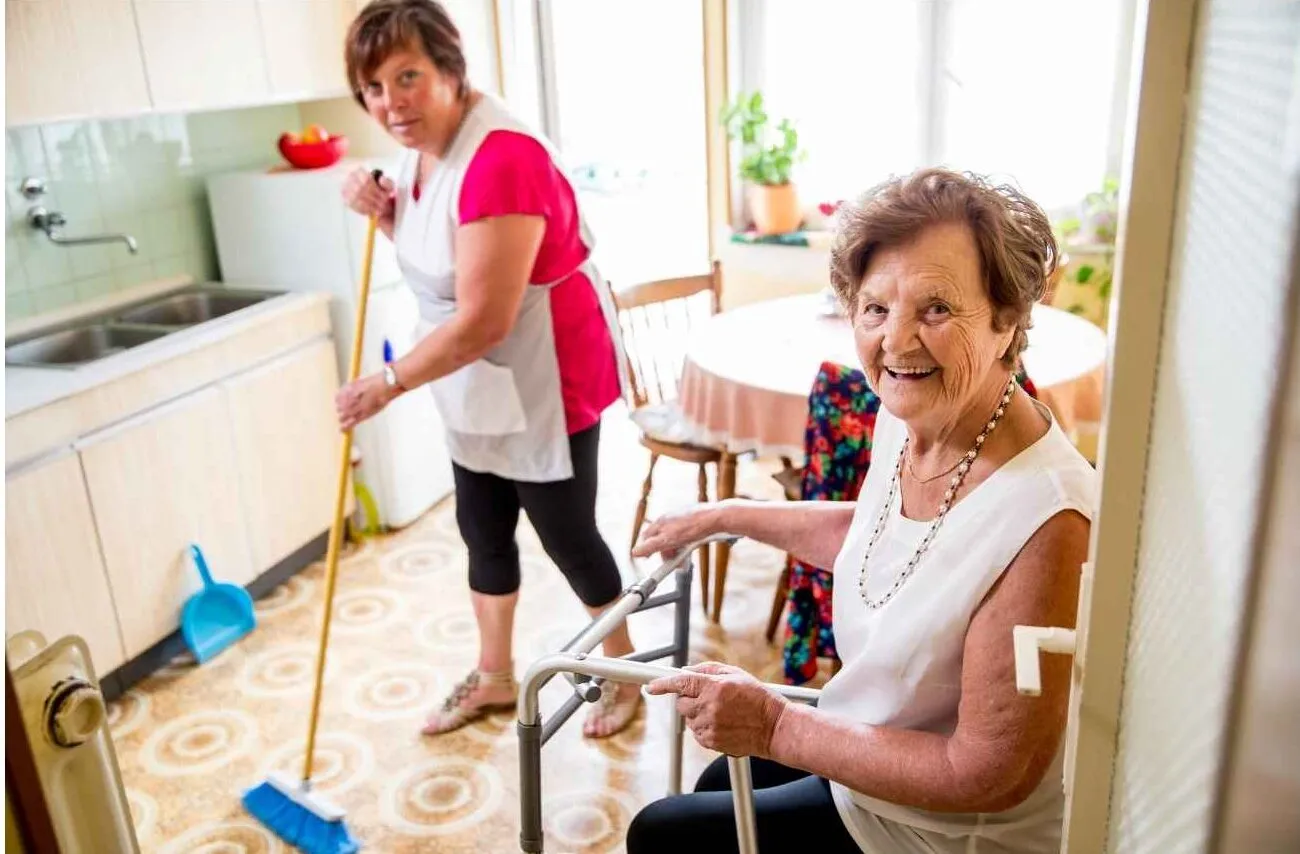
[
  {"x1": 335, "y1": 0, "x2": 642, "y2": 738},
  {"x1": 626, "y1": 168, "x2": 1094, "y2": 853}
]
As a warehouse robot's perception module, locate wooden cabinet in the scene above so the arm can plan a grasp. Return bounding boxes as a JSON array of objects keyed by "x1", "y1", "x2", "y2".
[
  {"x1": 259, "y1": 0, "x2": 351, "y2": 99},
  {"x1": 4, "y1": 451, "x2": 127, "y2": 674},
  {"x1": 5, "y1": 0, "x2": 150, "y2": 125},
  {"x1": 222, "y1": 337, "x2": 345, "y2": 570},
  {"x1": 5, "y1": 295, "x2": 341, "y2": 681},
  {"x1": 4, "y1": 0, "x2": 500, "y2": 125},
  {"x1": 133, "y1": 0, "x2": 270, "y2": 111},
  {"x1": 77, "y1": 386, "x2": 254, "y2": 660}
]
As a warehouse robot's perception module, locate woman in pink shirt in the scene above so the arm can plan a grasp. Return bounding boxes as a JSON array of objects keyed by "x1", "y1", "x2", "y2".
[{"x1": 336, "y1": 0, "x2": 640, "y2": 738}]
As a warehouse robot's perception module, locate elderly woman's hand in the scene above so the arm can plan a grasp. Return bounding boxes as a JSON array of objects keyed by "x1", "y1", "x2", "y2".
[
  {"x1": 335, "y1": 374, "x2": 400, "y2": 431},
  {"x1": 632, "y1": 504, "x2": 724, "y2": 561},
  {"x1": 646, "y1": 662, "x2": 787, "y2": 758}
]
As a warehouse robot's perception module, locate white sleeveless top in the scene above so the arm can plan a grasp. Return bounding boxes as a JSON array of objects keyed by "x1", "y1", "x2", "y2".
[
  {"x1": 818, "y1": 399, "x2": 1096, "y2": 853},
  {"x1": 390, "y1": 93, "x2": 628, "y2": 482}
]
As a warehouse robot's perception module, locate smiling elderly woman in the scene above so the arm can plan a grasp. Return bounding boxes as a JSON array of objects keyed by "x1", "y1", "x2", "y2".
[{"x1": 627, "y1": 168, "x2": 1095, "y2": 853}]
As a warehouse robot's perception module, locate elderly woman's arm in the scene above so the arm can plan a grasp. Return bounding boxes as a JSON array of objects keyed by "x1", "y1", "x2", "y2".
[
  {"x1": 651, "y1": 508, "x2": 1089, "y2": 814},
  {"x1": 633, "y1": 498, "x2": 857, "y2": 571},
  {"x1": 770, "y1": 509, "x2": 1089, "y2": 812}
]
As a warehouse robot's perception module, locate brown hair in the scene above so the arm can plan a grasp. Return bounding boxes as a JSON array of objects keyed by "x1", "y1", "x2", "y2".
[
  {"x1": 829, "y1": 168, "x2": 1059, "y2": 366},
  {"x1": 345, "y1": 0, "x2": 469, "y2": 107}
]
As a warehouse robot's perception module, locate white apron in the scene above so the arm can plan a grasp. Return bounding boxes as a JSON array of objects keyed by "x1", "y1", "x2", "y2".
[{"x1": 391, "y1": 93, "x2": 629, "y2": 483}]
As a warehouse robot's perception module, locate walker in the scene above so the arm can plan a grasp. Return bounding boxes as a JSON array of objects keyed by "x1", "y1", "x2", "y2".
[{"x1": 515, "y1": 534, "x2": 823, "y2": 854}]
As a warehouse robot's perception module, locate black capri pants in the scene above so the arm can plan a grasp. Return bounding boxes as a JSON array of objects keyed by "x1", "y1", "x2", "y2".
[
  {"x1": 626, "y1": 755, "x2": 861, "y2": 853},
  {"x1": 452, "y1": 422, "x2": 624, "y2": 607}
]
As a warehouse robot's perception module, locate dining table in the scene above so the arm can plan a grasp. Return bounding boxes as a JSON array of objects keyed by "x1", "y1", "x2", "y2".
[{"x1": 676, "y1": 292, "x2": 1109, "y2": 621}]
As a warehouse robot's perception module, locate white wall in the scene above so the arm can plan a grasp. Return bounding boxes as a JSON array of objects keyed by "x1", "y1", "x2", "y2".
[{"x1": 1107, "y1": 2, "x2": 1300, "y2": 851}]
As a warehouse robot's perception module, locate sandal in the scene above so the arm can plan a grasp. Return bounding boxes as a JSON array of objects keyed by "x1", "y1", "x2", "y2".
[
  {"x1": 421, "y1": 669, "x2": 517, "y2": 736},
  {"x1": 583, "y1": 680, "x2": 642, "y2": 738}
]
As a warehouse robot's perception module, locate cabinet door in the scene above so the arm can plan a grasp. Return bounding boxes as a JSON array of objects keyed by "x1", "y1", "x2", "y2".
[
  {"x1": 134, "y1": 0, "x2": 270, "y2": 112},
  {"x1": 259, "y1": 0, "x2": 350, "y2": 99},
  {"x1": 222, "y1": 338, "x2": 345, "y2": 570},
  {"x1": 78, "y1": 387, "x2": 254, "y2": 660},
  {"x1": 5, "y1": 451, "x2": 127, "y2": 674},
  {"x1": 5, "y1": 0, "x2": 150, "y2": 125}
]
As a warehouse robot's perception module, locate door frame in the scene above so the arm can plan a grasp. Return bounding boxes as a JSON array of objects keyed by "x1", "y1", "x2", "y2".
[{"x1": 1061, "y1": 0, "x2": 1200, "y2": 850}]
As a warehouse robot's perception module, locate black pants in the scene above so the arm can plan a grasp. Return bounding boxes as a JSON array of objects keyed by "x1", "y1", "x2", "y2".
[
  {"x1": 452, "y1": 422, "x2": 623, "y2": 608},
  {"x1": 626, "y1": 755, "x2": 862, "y2": 852}
]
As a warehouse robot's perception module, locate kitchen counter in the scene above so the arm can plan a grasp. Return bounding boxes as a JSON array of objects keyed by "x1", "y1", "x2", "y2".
[
  {"x1": 5, "y1": 276, "x2": 347, "y2": 692},
  {"x1": 6, "y1": 287, "x2": 327, "y2": 420},
  {"x1": 5, "y1": 278, "x2": 334, "y2": 470}
]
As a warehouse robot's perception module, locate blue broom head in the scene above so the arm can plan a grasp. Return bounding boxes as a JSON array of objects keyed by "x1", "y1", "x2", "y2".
[{"x1": 243, "y1": 772, "x2": 360, "y2": 854}]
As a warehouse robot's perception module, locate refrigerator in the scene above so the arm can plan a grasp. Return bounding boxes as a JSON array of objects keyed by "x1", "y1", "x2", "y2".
[{"x1": 206, "y1": 158, "x2": 454, "y2": 529}]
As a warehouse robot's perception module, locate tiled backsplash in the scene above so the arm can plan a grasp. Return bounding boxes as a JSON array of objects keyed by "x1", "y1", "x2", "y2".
[{"x1": 5, "y1": 103, "x2": 303, "y2": 321}]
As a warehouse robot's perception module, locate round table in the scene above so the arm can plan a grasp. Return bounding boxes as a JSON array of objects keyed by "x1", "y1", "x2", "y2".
[{"x1": 678, "y1": 293, "x2": 1108, "y2": 461}]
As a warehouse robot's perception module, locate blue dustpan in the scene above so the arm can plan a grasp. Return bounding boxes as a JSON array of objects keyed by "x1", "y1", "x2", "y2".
[{"x1": 181, "y1": 544, "x2": 256, "y2": 664}]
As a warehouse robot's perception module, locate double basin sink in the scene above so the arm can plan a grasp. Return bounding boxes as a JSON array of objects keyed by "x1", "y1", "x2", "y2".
[{"x1": 5, "y1": 285, "x2": 285, "y2": 369}]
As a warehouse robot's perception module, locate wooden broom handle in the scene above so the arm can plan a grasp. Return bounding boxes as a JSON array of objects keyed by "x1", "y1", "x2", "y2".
[{"x1": 303, "y1": 169, "x2": 383, "y2": 783}]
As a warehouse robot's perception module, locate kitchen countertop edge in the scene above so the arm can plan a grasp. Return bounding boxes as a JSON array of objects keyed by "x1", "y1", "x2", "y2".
[{"x1": 5, "y1": 288, "x2": 333, "y2": 421}]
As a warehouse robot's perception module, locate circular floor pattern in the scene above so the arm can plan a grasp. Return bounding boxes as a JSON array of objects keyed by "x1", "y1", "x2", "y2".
[
  {"x1": 139, "y1": 709, "x2": 257, "y2": 778},
  {"x1": 237, "y1": 643, "x2": 339, "y2": 699},
  {"x1": 107, "y1": 690, "x2": 150, "y2": 740},
  {"x1": 257, "y1": 730, "x2": 376, "y2": 797},
  {"x1": 380, "y1": 756, "x2": 505, "y2": 837},
  {"x1": 344, "y1": 663, "x2": 443, "y2": 722},
  {"x1": 253, "y1": 574, "x2": 316, "y2": 618},
  {"x1": 542, "y1": 788, "x2": 640, "y2": 853},
  {"x1": 524, "y1": 622, "x2": 582, "y2": 661},
  {"x1": 158, "y1": 820, "x2": 284, "y2": 854},
  {"x1": 125, "y1": 788, "x2": 157, "y2": 844},
  {"x1": 330, "y1": 587, "x2": 406, "y2": 636},
  {"x1": 379, "y1": 541, "x2": 466, "y2": 584},
  {"x1": 415, "y1": 608, "x2": 480, "y2": 653}
]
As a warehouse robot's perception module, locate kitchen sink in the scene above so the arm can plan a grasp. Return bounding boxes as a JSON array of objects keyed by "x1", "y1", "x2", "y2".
[
  {"x1": 113, "y1": 288, "x2": 276, "y2": 326},
  {"x1": 5, "y1": 323, "x2": 171, "y2": 368},
  {"x1": 5, "y1": 285, "x2": 286, "y2": 369}
]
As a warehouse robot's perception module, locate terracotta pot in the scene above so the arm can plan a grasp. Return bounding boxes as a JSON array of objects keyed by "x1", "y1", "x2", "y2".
[{"x1": 750, "y1": 183, "x2": 801, "y2": 235}]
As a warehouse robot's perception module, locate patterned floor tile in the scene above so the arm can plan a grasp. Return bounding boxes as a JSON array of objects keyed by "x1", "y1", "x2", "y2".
[{"x1": 112, "y1": 412, "x2": 822, "y2": 852}]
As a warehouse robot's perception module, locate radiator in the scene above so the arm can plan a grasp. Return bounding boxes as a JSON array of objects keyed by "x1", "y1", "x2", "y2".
[{"x1": 8, "y1": 630, "x2": 139, "y2": 853}]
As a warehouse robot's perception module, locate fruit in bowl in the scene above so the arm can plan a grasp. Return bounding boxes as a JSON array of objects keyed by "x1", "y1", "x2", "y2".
[{"x1": 278, "y1": 124, "x2": 348, "y2": 169}]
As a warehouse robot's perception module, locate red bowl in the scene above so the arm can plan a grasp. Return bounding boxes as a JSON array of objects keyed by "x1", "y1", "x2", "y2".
[{"x1": 278, "y1": 135, "x2": 349, "y2": 169}]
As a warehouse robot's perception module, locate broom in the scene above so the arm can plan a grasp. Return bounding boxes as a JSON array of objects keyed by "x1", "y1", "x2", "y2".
[{"x1": 243, "y1": 169, "x2": 385, "y2": 854}]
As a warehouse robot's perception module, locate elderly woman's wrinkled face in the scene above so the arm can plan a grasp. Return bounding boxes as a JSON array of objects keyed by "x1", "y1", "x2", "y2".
[
  {"x1": 359, "y1": 44, "x2": 461, "y2": 149},
  {"x1": 853, "y1": 223, "x2": 1015, "y2": 429}
]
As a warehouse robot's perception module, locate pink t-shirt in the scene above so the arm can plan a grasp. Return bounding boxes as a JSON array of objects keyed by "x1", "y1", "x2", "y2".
[{"x1": 413, "y1": 129, "x2": 619, "y2": 437}]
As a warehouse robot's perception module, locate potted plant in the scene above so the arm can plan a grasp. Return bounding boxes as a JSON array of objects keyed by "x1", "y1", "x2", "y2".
[
  {"x1": 721, "y1": 90, "x2": 805, "y2": 235},
  {"x1": 1050, "y1": 176, "x2": 1119, "y2": 329}
]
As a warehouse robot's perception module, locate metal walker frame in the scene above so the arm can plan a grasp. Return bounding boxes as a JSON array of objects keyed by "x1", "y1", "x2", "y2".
[{"x1": 515, "y1": 535, "x2": 822, "y2": 854}]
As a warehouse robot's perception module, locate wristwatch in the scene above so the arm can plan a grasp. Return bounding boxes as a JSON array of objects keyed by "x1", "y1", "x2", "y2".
[{"x1": 383, "y1": 363, "x2": 406, "y2": 394}]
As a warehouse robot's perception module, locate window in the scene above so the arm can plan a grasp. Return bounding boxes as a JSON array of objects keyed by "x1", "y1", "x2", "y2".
[
  {"x1": 745, "y1": 2, "x2": 929, "y2": 209},
  {"x1": 735, "y1": 0, "x2": 1131, "y2": 218},
  {"x1": 936, "y1": 0, "x2": 1129, "y2": 212},
  {"x1": 501, "y1": 0, "x2": 711, "y2": 286}
]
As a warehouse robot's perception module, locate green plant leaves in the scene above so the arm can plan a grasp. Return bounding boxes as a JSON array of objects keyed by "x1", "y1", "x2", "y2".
[{"x1": 720, "y1": 89, "x2": 804, "y2": 186}]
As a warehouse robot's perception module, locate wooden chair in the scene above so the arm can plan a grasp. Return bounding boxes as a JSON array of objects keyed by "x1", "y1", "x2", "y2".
[
  {"x1": 610, "y1": 260, "x2": 734, "y2": 617},
  {"x1": 766, "y1": 457, "x2": 803, "y2": 642}
]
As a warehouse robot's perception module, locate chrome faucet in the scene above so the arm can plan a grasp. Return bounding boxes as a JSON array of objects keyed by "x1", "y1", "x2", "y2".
[{"x1": 20, "y1": 177, "x2": 139, "y2": 254}]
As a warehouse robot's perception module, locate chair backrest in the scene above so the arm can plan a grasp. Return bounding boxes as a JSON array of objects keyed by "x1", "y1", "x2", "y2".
[{"x1": 609, "y1": 260, "x2": 722, "y2": 409}]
